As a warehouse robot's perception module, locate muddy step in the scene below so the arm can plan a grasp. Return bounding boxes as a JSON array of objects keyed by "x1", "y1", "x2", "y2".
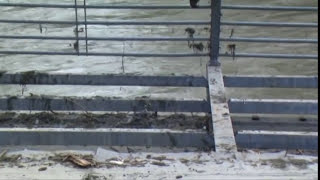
[{"x1": 0, "y1": 112, "x2": 210, "y2": 130}]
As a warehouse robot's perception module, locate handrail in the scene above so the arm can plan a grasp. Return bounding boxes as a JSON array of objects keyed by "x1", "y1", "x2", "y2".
[{"x1": 0, "y1": 3, "x2": 317, "y2": 12}]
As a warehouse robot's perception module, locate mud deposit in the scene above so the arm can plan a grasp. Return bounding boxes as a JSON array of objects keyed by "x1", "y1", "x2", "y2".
[{"x1": 0, "y1": 112, "x2": 209, "y2": 130}]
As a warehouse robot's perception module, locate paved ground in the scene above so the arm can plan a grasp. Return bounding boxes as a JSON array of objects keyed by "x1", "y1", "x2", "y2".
[{"x1": 0, "y1": 146, "x2": 318, "y2": 180}]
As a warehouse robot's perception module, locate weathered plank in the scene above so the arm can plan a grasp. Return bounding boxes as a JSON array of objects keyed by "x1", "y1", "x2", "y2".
[{"x1": 207, "y1": 66, "x2": 237, "y2": 153}]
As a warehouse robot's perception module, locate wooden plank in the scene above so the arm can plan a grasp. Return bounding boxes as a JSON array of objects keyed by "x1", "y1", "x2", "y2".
[{"x1": 207, "y1": 66, "x2": 237, "y2": 153}]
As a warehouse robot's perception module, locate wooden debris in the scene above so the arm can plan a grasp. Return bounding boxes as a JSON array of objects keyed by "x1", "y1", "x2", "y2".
[
  {"x1": 151, "y1": 155, "x2": 174, "y2": 162},
  {"x1": 49, "y1": 153, "x2": 95, "y2": 168},
  {"x1": 104, "y1": 157, "x2": 147, "y2": 167},
  {"x1": 0, "y1": 150, "x2": 8, "y2": 161},
  {"x1": 179, "y1": 158, "x2": 190, "y2": 164},
  {"x1": 129, "y1": 158, "x2": 147, "y2": 167},
  {"x1": 109, "y1": 160, "x2": 125, "y2": 166},
  {"x1": 67, "y1": 155, "x2": 92, "y2": 168},
  {"x1": 0, "y1": 152, "x2": 21, "y2": 163},
  {"x1": 151, "y1": 161, "x2": 168, "y2": 167}
]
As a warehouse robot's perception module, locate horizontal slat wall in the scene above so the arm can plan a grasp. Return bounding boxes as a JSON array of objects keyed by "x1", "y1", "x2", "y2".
[
  {"x1": 236, "y1": 131, "x2": 318, "y2": 150},
  {"x1": 0, "y1": 97, "x2": 210, "y2": 113},
  {"x1": 232, "y1": 116, "x2": 318, "y2": 132},
  {"x1": 224, "y1": 75, "x2": 318, "y2": 88},
  {"x1": 0, "y1": 128, "x2": 317, "y2": 150},
  {"x1": 0, "y1": 128, "x2": 215, "y2": 148},
  {"x1": 1, "y1": 73, "x2": 318, "y2": 88},
  {"x1": 229, "y1": 99, "x2": 318, "y2": 115}
]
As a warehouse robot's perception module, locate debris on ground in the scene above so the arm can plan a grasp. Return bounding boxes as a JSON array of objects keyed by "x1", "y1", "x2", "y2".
[
  {"x1": 151, "y1": 161, "x2": 169, "y2": 167},
  {"x1": 266, "y1": 159, "x2": 287, "y2": 169},
  {"x1": 48, "y1": 153, "x2": 95, "y2": 168},
  {"x1": 38, "y1": 167, "x2": 47, "y2": 171},
  {"x1": 128, "y1": 158, "x2": 147, "y2": 167},
  {"x1": 67, "y1": 155, "x2": 93, "y2": 168},
  {"x1": 0, "y1": 150, "x2": 22, "y2": 163},
  {"x1": 150, "y1": 155, "x2": 174, "y2": 162},
  {"x1": 0, "y1": 149, "x2": 317, "y2": 179},
  {"x1": 102, "y1": 157, "x2": 147, "y2": 168},
  {"x1": 83, "y1": 173, "x2": 108, "y2": 180},
  {"x1": 107, "y1": 159, "x2": 125, "y2": 166},
  {"x1": 176, "y1": 175, "x2": 183, "y2": 179},
  {"x1": 179, "y1": 158, "x2": 190, "y2": 165},
  {"x1": 0, "y1": 112, "x2": 209, "y2": 130},
  {"x1": 0, "y1": 150, "x2": 8, "y2": 161}
]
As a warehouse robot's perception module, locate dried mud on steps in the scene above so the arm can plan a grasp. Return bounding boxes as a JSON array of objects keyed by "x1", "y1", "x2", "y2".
[{"x1": 0, "y1": 112, "x2": 210, "y2": 130}]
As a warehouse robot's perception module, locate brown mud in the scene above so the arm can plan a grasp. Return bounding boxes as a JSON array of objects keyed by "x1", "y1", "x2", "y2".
[{"x1": 0, "y1": 112, "x2": 209, "y2": 130}]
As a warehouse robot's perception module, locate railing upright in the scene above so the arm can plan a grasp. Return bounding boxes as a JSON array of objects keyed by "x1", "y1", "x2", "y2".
[
  {"x1": 74, "y1": 0, "x2": 80, "y2": 55},
  {"x1": 84, "y1": 0, "x2": 88, "y2": 55},
  {"x1": 210, "y1": 0, "x2": 222, "y2": 66}
]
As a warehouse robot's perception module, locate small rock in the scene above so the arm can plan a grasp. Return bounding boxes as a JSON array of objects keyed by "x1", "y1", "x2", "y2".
[
  {"x1": 176, "y1": 175, "x2": 183, "y2": 179},
  {"x1": 38, "y1": 167, "x2": 47, "y2": 171}
]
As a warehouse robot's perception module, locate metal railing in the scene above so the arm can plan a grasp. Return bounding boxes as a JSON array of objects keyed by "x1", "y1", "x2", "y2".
[{"x1": 0, "y1": 1, "x2": 318, "y2": 59}]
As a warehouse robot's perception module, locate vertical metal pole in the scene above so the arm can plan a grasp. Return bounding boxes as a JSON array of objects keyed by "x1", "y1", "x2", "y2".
[
  {"x1": 84, "y1": 0, "x2": 89, "y2": 55},
  {"x1": 210, "y1": 0, "x2": 222, "y2": 66},
  {"x1": 74, "y1": 0, "x2": 79, "y2": 55}
]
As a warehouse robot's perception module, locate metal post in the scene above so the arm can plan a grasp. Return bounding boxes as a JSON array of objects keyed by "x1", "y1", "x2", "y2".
[
  {"x1": 84, "y1": 0, "x2": 88, "y2": 55},
  {"x1": 74, "y1": 0, "x2": 80, "y2": 55},
  {"x1": 210, "y1": 0, "x2": 222, "y2": 66}
]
